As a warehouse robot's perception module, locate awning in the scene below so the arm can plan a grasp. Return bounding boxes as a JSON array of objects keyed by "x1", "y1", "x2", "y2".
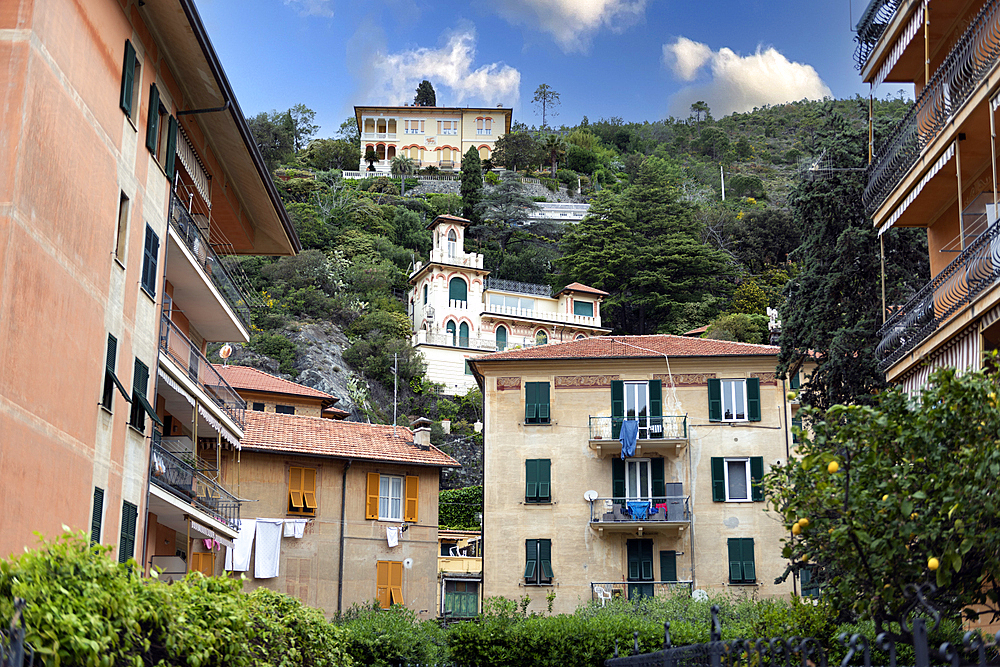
[
  {"x1": 188, "y1": 520, "x2": 234, "y2": 550},
  {"x1": 878, "y1": 142, "x2": 956, "y2": 236},
  {"x1": 158, "y1": 367, "x2": 195, "y2": 406},
  {"x1": 197, "y1": 402, "x2": 241, "y2": 449},
  {"x1": 177, "y1": 127, "x2": 212, "y2": 207},
  {"x1": 874, "y1": 3, "x2": 925, "y2": 87}
]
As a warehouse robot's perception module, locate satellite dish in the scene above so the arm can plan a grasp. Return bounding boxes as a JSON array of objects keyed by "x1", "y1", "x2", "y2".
[
  {"x1": 583, "y1": 490, "x2": 599, "y2": 502},
  {"x1": 219, "y1": 344, "x2": 233, "y2": 359},
  {"x1": 693, "y1": 589, "x2": 708, "y2": 601},
  {"x1": 403, "y1": 558, "x2": 414, "y2": 569}
]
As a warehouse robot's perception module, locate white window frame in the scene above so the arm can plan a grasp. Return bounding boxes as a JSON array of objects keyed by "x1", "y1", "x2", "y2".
[
  {"x1": 624, "y1": 381, "x2": 651, "y2": 439},
  {"x1": 625, "y1": 458, "x2": 652, "y2": 500},
  {"x1": 721, "y1": 379, "x2": 748, "y2": 422},
  {"x1": 379, "y1": 474, "x2": 404, "y2": 521},
  {"x1": 723, "y1": 457, "x2": 751, "y2": 502}
]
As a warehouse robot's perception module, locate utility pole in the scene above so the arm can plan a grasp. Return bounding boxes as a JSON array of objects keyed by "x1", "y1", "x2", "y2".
[
  {"x1": 393, "y1": 353, "x2": 398, "y2": 436},
  {"x1": 720, "y1": 164, "x2": 726, "y2": 201}
]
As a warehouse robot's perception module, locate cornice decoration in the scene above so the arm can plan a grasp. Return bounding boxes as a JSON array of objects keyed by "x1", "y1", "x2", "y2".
[
  {"x1": 497, "y1": 377, "x2": 521, "y2": 391},
  {"x1": 554, "y1": 375, "x2": 621, "y2": 389},
  {"x1": 750, "y1": 372, "x2": 777, "y2": 386},
  {"x1": 654, "y1": 373, "x2": 717, "y2": 386}
]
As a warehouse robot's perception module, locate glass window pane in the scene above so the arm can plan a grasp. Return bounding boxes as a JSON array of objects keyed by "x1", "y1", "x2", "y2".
[
  {"x1": 627, "y1": 462, "x2": 637, "y2": 498},
  {"x1": 639, "y1": 462, "x2": 648, "y2": 498},
  {"x1": 722, "y1": 380, "x2": 734, "y2": 420},
  {"x1": 727, "y1": 461, "x2": 748, "y2": 500},
  {"x1": 637, "y1": 384, "x2": 647, "y2": 417},
  {"x1": 489, "y1": 294, "x2": 504, "y2": 307},
  {"x1": 734, "y1": 382, "x2": 745, "y2": 420}
]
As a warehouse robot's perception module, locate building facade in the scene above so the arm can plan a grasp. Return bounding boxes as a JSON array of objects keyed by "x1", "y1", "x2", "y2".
[
  {"x1": 409, "y1": 215, "x2": 610, "y2": 394},
  {"x1": 469, "y1": 336, "x2": 803, "y2": 615},
  {"x1": 859, "y1": 0, "x2": 1000, "y2": 388},
  {"x1": 437, "y1": 529, "x2": 483, "y2": 620},
  {"x1": 354, "y1": 105, "x2": 513, "y2": 172}
]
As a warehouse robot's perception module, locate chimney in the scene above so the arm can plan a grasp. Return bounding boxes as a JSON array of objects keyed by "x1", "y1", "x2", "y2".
[{"x1": 410, "y1": 417, "x2": 432, "y2": 449}]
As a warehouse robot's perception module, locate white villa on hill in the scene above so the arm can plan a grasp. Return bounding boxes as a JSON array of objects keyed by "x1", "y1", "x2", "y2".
[{"x1": 408, "y1": 215, "x2": 611, "y2": 394}]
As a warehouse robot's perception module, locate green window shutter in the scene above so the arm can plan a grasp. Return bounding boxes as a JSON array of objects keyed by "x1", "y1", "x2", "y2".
[
  {"x1": 728, "y1": 538, "x2": 743, "y2": 582},
  {"x1": 422, "y1": 285, "x2": 427, "y2": 304},
  {"x1": 750, "y1": 457, "x2": 764, "y2": 502},
  {"x1": 708, "y1": 378, "x2": 722, "y2": 422},
  {"x1": 449, "y1": 277, "x2": 467, "y2": 302},
  {"x1": 91, "y1": 487, "x2": 104, "y2": 546},
  {"x1": 164, "y1": 115, "x2": 178, "y2": 181},
  {"x1": 651, "y1": 458, "x2": 665, "y2": 502},
  {"x1": 133, "y1": 358, "x2": 148, "y2": 398},
  {"x1": 538, "y1": 459, "x2": 551, "y2": 501},
  {"x1": 524, "y1": 382, "x2": 537, "y2": 422},
  {"x1": 627, "y1": 540, "x2": 640, "y2": 579},
  {"x1": 612, "y1": 458, "x2": 626, "y2": 499},
  {"x1": 640, "y1": 540, "x2": 654, "y2": 580},
  {"x1": 145, "y1": 84, "x2": 160, "y2": 153},
  {"x1": 459, "y1": 322, "x2": 470, "y2": 348},
  {"x1": 742, "y1": 539, "x2": 756, "y2": 581},
  {"x1": 120, "y1": 40, "x2": 136, "y2": 116},
  {"x1": 711, "y1": 457, "x2": 726, "y2": 502},
  {"x1": 525, "y1": 459, "x2": 538, "y2": 501},
  {"x1": 790, "y1": 372, "x2": 800, "y2": 390},
  {"x1": 611, "y1": 380, "x2": 624, "y2": 439},
  {"x1": 747, "y1": 378, "x2": 761, "y2": 422},
  {"x1": 118, "y1": 501, "x2": 138, "y2": 564},
  {"x1": 141, "y1": 225, "x2": 159, "y2": 296},
  {"x1": 106, "y1": 334, "x2": 118, "y2": 372},
  {"x1": 649, "y1": 380, "x2": 662, "y2": 417},
  {"x1": 573, "y1": 300, "x2": 593, "y2": 317},
  {"x1": 660, "y1": 550, "x2": 677, "y2": 582},
  {"x1": 524, "y1": 539, "x2": 537, "y2": 579},
  {"x1": 537, "y1": 382, "x2": 550, "y2": 422},
  {"x1": 792, "y1": 416, "x2": 802, "y2": 444},
  {"x1": 496, "y1": 326, "x2": 507, "y2": 350},
  {"x1": 539, "y1": 539, "x2": 553, "y2": 579}
]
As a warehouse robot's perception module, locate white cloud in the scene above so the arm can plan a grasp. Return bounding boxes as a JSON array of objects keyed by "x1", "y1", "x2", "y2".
[
  {"x1": 357, "y1": 28, "x2": 521, "y2": 108},
  {"x1": 283, "y1": 0, "x2": 334, "y2": 18},
  {"x1": 491, "y1": 0, "x2": 646, "y2": 52},
  {"x1": 662, "y1": 38, "x2": 832, "y2": 117}
]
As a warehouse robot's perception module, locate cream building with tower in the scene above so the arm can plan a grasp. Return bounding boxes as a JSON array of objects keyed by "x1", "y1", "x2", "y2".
[{"x1": 408, "y1": 215, "x2": 611, "y2": 394}]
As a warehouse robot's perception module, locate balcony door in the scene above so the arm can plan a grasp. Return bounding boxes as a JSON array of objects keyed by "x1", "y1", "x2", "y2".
[
  {"x1": 612, "y1": 380, "x2": 663, "y2": 439},
  {"x1": 625, "y1": 458, "x2": 651, "y2": 500},
  {"x1": 624, "y1": 381, "x2": 649, "y2": 439}
]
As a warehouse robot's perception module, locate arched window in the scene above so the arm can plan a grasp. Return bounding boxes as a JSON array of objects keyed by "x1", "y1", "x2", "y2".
[
  {"x1": 496, "y1": 325, "x2": 508, "y2": 351},
  {"x1": 575, "y1": 334, "x2": 586, "y2": 340},
  {"x1": 449, "y1": 277, "x2": 467, "y2": 305},
  {"x1": 479, "y1": 146, "x2": 490, "y2": 160},
  {"x1": 446, "y1": 321, "x2": 457, "y2": 346},
  {"x1": 376, "y1": 144, "x2": 386, "y2": 160},
  {"x1": 387, "y1": 145, "x2": 396, "y2": 159},
  {"x1": 422, "y1": 284, "x2": 428, "y2": 304},
  {"x1": 485, "y1": 117, "x2": 492, "y2": 132},
  {"x1": 536, "y1": 330, "x2": 548, "y2": 346},
  {"x1": 447, "y1": 229, "x2": 458, "y2": 258},
  {"x1": 459, "y1": 322, "x2": 470, "y2": 348}
]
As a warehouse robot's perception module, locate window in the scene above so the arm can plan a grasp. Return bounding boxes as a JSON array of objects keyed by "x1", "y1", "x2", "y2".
[
  {"x1": 525, "y1": 459, "x2": 551, "y2": 503},
  {"x1": 790, "y1": 371, "x2": 801, "y2": 390},
  {"x1": 140, "y1": 224, "x2": 159, "y2": 297},
  {"x1": 118, "y1": 500, "x2": 138, "y2": 564},
  {"x1": 405, "y1": 119, "x2": 425, "y2": 134},
  {"x1": 626, "y1": 458, "x2": 651, "y2": 499},
  {"x1": 102, "y1": 334, "x2": 130, "y2": 411},
  {"x1": 711, "y1": 457, "x2": 764, "y2": 502},
  {"x1": 276, "y1": 405, "x2": 295, "y2": 415},
  {"x1": 449, "y1": 277, "x2": 467, "y2": 304},
  {"x1": 707, "y1": 378, "x2": 761, "y2": 422},
  {"x1": 288, "y1": 467, "x2": 317, "y2": 516},
  {"x1": 660, "y1": 550, "x2": 677, "y2": 582},
  {"x1": 611, "y1": 380, "x2": 663, "y2": 439},
  {"x1": 465, "y1": 359, "x2": 473, "y2": 375},
  {"x1": 612, "y1": 457, "x2": 666, "y2": 502},
  {"x1": 495, "y1": 325, "x2": 507, "y2": 351},
  {"x1": 115, "y1": 192, "x2": 129, "y2": 263},
  {"x1": 476, "y1": 117, "x2": 492, "y2": 136},
  {"x1": 145, "y1": 85, "x2": 178, "y2": 181},
  {"x1": 535, "y1": 330, "x2": 548, "y2": 345},
  {"x1": 366, "y1": 473, "x2": 418, "y2": 522},
  {"x1": 524, "y1": 382, "x2": 550, "y2": 425},
  {"x1": 488, "y1": 294, "x2": 534, "y2": 311},
  {"x1": 146, "y1": 84, "x2": 162, "y2": 154},
  {"x1": 727, "y1": 538, "x2": 756, "y2": 584},
  {"x1": 444, "y1": 580, "x2": 479, "y2": 617},
  {"x1": 129, "y1": 358, "x2": 161, "y2": 431},
  {"x1": 423, "y1": 284, "x2": 428, "y2": 304},
  {"x1": 800, "y1": 567, "x2": 820, "y2": 598},
  {"x1": 119, "y1": 40, "x2": 141, "y2": 120},
  {"x1": 91, "y1": 487, "x2": 104, "y2": 546},
  {"x1": 459, "y1": 322, "x2": 470, "y2": 348},
  {"x1": 376, "y1": 560, "x2": 404, "y2": 608},
  {"x1": 573, "y1": 300, "x2": 594, "y2": 317},
  {"x1": 252, "y1": 402, "x2": 265, "y2": 412},
  {"x1": 446, "y1": 321, "x2": 457, "y2": 346},
  {"x1": 438, "y1": 119, "x2": 458, "y2": 135},
  {"x1": 791, "y1": 416, "x2": 802, "y2": 444},
  {"x1": 524, "y1": 539, "x2": 553, "y2": 584},
  {"x1": 626, "y1": 539, "x2": 654, "y2": 599},
  {"x1": 447, "y1": 229, "x2": 457, "y2": 258}
]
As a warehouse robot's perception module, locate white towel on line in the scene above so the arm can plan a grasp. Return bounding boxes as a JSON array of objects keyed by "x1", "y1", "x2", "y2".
[
  {"x1": 294, "y1": 520, "x2": 305, "y2": 538},
  {"x1": 224, "y1": 518, "x2": 256, "y2": 572},
  {"x1": 386, "y1": 526, "x2": 399, "y2": 548},
  {"x1": 283, "y1": 519, "x2": 306, "y2": 538},
  {"x1": 254, "y1": 519, "x2": 284, "y2": 579}
]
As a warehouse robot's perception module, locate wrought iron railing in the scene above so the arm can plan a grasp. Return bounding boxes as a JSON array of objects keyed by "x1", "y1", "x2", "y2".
[
  {"x1": 0, "y1": 598, "x2": 33, "y2": 667},
  {"x1": 150, "y1": 436, "x2": 240, "y2": 531},
  {"x1": 485, "y1": 277, "x2": 553, "y2": 296},
  {"x1": 591, "y1": 581, "x2": 694, "y2": 604},
  {"x1": 864, "y1": 0, "x2": 1000, "y2": 216},
  {"x1": 853, "y1": 0, "x2": 901, "y2": 69},
  {"x1": 168, "y1": 192, "x2": 253, "y2": 330},
  {"x1": 159, "y1": 314, "x2": 246, "y2": 428},
  {"x1": 876, "y1": 217, "x2": 1000, "y2": 368},
  {"x1": 590, "y1": 496, "x2": 691, "y2": 525},
  {"x1": 589, "y1": 416, "x2": 688, "y2": 441}
]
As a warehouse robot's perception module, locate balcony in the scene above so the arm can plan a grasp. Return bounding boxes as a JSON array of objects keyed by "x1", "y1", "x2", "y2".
[
  {"x1": 485, "y1": 277, "x2": 552, "y2": 297},
  {"x1": 864, "y1": 0, "x2": 1000, "y2": 216},
  {"x1": 876, "y1": 217, "x2": 1000, "y2": 369},
  {"x1": 149, "y1": 435, "x2": 240, "y2": 531},
  {"x1": 483, "y1": 302, "x2": 601, "y2": 327},
  {"x1": 159, "y1": 314, "x2": 246, "y2": 429},
  {"x1": 362, "y1": 132, "x2": 397, "y2": 141},
  {"x1": 168, "y1": 192, "x2": 253, "y2": 334},
  {"x1": 589, "y1": 495, "x2": 691, "y2": 536},
  {"x1": 853, "y1": 0, "x2": 901, "y2": 70},
  {"x1": 588, "y1": 416, "x2": 688, "y2": 457},
  {"x1": 414, "y1": 331, "x2": 497, "y2": 351}
]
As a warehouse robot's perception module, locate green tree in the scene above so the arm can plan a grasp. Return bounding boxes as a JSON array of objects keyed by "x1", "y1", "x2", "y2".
[
  {"x1": 248, "y1": 110, "x2": 294, "y2": 172},
  {"x1": 690, "y1": 100, "x2": 711, "y2": 123},
  {"x1": 475, "y1": 173, "x2": 539, "y2": 227},
  {"x1": 414, "y1": 79, "x2": 436, "y2": 106},
  {"x1": 300, "y1": 138, "x2": 361, "y2": 171},
  {"x1": 390, "y1": 154, "x2": 416, "y2": 195},
  {"x1": 460, "y1": 146, "x2": 483, "y2": 223},
  {"x1": 337, "y1": 116, "x2": 360, "y2": 143},
  {"x1": 289, "y1": 103, "x2": 319, "y2": 151},
  {"x1": 766, "y1": 365, "x2": 1000, "y2": 632},
  {"x1": 532, "y1": 83, "x2": 560, "y2": 128},
  {"x1": 492, "y1": 131, "x2": 537, "y2": 172},
  {"x1": 364, "y1": 147, "x2": 378, "y2": 171},
  {"x1": 704, "y1": 312, "x2": 769, "y2": 344},
  {"x1": 540, "y1": 134, "x2": 566, "y2": 178}
]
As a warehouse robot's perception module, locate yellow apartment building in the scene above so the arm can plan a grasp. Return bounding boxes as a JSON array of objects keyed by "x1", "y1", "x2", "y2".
[
  {"x1": 437, "y1": 529, "x2": 482, "y2": 619},
  {"x1": 0, "y1": 0, "x2": 299, "y2": 566},
  {"x1": 859, "y1": 0, "x2": 1000, "y2": 387},
  {"x1": 469, "y1": 336, "x2": 804, "y2": 615},
  {"x1": 354, "y1": 105, "x2": 513, "y2": 172}
]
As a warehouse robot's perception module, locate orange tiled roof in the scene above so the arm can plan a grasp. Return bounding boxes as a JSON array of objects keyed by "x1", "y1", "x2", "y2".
[
  {"x1": 473, "y1": 335, "x2": 780, "y2": 363},
  {"x1": 241, "y1": 411, "x2": 459, "y2": 467},
  {"x1": 557, "y1": 282, "x2": 610, "y2": 297},
  {"x1": 214, "y1": 365, "x2": 336, "y2": 401}
]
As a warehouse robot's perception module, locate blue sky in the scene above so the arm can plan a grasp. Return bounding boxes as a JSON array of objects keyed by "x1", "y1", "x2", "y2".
[{"x1": 195, "y1": 0, "x2": 906, "y2": 137}]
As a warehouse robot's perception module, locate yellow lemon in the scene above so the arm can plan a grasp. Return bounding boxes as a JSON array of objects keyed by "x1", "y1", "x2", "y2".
[
  {"x1": 787, "y1": 391, "x2": 798, "y2": 401},
  {"x1": 792, "y1": 523, "x2": 802, "y2": 535},
  {"x1": 828, "y1": 460, "x2": 839, "y2": 473},
  {"x1": 882, "y1": 494, "x2": 889, "y2": 502},
  {"x1": 799, "y1": 517, "x2": 810, "y2": 528},
  {"x1": 928, "y1": 557, "x2": 939, "y2": 571},
  {"x1": 828, "y1": 528, "x2": 834, "y2": 534}
]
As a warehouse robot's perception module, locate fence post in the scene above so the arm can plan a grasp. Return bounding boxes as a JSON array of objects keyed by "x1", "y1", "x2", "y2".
[{"x1": 913, "y1": 618, "x2": 929, "y2": 667}]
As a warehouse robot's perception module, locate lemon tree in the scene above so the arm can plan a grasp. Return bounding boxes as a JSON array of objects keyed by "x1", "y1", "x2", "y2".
[{"x1": 765, "y1": 363, "x2": 1000, "y2": 634}]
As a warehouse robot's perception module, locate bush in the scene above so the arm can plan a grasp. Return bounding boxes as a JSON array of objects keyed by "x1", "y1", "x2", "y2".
[
  {"x1": 485, "y1": 171, "x2": 501, "y2": 185},
  {"x1": 439, "y1": 486, "x2": 483, "y2": 529},
  {"x1": 250, "y1": 332, "x2": 299, "y2": 376}
]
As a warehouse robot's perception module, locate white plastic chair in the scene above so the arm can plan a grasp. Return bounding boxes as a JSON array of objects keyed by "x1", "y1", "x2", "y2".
[{"x1": 594, "y1": 585, "x2": 613, "y2": 607}]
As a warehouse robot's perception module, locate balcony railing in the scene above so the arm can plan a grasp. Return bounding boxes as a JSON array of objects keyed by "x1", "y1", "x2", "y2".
[
  {"x1": 483, "y1": 303, "x2": 599, "y2": 326},
  {"x1": 589, "y1": 416, "x2": 688, "y2": 441},
  {"x1": 864, "y1": 0, "x2": 1000, "y2": 216},
  {"x1": 168, "y1": 193, "x2": 253, "y2": 330},
  {"x1": 853, "y1": 0, "x2": 901, "y2": 70},
  {"x1": 159, "y1": 314, "x2": 246, "y2": 428},
  {"x1": 876, "y1": 217, "x2": 1000, "y2": 368},
  {"x1": 485, "y1": 277, "x2": 553, "y2": 297},
  {"x1": 150, "y1": 436, "x2": 240, "y2": 531},
  {"x1": 591, "y1": 581, "x2": 694, "y2": 603},
  {"x1": 422, "y1": 332, "x2": 497, "y2": 351},
  {"x1": 590, "y1": 496, "x2": 691, "y2": 524}
]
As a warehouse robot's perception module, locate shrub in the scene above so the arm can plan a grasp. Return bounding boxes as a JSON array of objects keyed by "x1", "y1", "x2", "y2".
[
  {"x1": 439, "y1": 486, "x2": 483, "y2": 529},
  {"x1": 485, "y1": 171, "x2": 501, "y2": 185},
  {"x1": 250, "y1": 332, "x2": 299, "y2": 376}
]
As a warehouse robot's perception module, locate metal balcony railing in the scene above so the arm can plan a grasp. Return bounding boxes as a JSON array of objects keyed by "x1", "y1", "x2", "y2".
[
  {"x1": 159, "y1": 314, "x2": 246, "y2": 428},
  {"x1": 864, "y1": 0, "x2": 1000, "y2": 216},
  {"x1": 422, "y1": 332, "x2": 497, "y2": 351},
  {"x1": 589, "y1": 496, "x2": 691, "y2": 524},
  {"x1": 876, "y1": 217, "x2": 1000, "y2": 368},
  {"x1": 853, "y1": 0, "x2": 901, "y2": 70},
  {"x1": 485, "y1": 277, "x2": 553, "y2": 296},
  {"x1": 150, "y1": 435, "x2": 240, "y2": 531},
  {"x1": 168, "y1": 192, "x2": 253, "y2": 330},
  {"x1": 589, "y1": 415, "x2": 688, "y2": 441}
]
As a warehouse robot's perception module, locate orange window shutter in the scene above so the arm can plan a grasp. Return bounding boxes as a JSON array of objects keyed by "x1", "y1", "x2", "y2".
[
  {"x1": 366, "y1": 472, "x2": 380, "y2": 520},
  {"x1": 389, "y1": 560, "x2": 404, "y2": 606},
  {"x1": 303, "y1": 468, "x2": 317, "y2": 510},
  {"x1": 289, "y1": 467, "x2": 303, "y2": 511},
  {"x1": 375, "y1": 560, "x2": 390, "y2": 608},
  {"x1": 404, "y1": 475, "x2": 419, "y2": 523}
]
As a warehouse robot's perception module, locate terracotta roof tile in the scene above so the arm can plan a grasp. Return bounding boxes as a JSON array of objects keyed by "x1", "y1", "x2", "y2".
[
  {"x1": 241, "y1": 411, "x2": 459, "y2": 467},
  {"x1": 472, "y1": 335, "x2": 780, "y2": 363},
  {"x1": 214, "y1": 365, "x2": 336, "y2": 401},
  {"x1": 557, "y1": 282, "x2": 610, "y2": 297}
]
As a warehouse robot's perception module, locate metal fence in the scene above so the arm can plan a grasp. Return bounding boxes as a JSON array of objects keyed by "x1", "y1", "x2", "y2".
[
  {"x1": 853, "y1": 0, "x2": 900, "y2": 70},
  {"x1": 0, "y1": 599, "x2": 33, "y2": 667},
  {"x1": 590, "y1": 496, "x2": 691, "y2": 525},
  {"x1": 589, "y1": 416, "x2": 688, "y2": 441},
  {"x1": 484, "y1": 277, "x2": 553, "y2": 297}
]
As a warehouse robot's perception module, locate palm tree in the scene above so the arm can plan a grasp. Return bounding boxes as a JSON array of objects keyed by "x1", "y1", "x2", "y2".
[
  {"x1": 390, "y1": 155, "x2": 417, "y2": 195},
  {"x1": 541, "y1": 134, "x2": 566, "y2": 178}
]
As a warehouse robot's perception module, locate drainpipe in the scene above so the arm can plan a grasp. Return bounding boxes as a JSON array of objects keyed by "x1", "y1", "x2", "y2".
[{"x1": 337, "y1": 459, "x2": 352, "y2": 613}]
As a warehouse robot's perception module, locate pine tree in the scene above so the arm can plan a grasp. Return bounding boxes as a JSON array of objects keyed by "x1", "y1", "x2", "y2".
[
  {"x1": 414, "y1": 80, "x2": 436, "y2": 107},
  {"x1": 460, "y1": 147, "x2": 483, "y2": 223}
]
